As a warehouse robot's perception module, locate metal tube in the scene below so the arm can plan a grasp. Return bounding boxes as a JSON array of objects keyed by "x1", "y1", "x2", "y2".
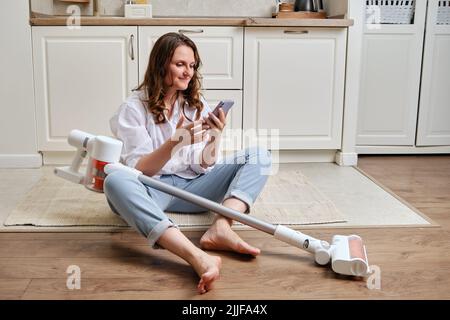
[{"x1": 138, "y1": 174, "x2": 277, "y2": 235}]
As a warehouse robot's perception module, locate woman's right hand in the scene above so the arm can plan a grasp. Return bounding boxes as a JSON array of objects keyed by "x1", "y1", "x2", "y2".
[{"x1": 171, "y1": 114, "x2": 210, "y2": 146}]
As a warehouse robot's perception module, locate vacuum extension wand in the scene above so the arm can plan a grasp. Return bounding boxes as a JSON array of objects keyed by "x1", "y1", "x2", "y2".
[{"x1": 104, "y1": 163, "x2": 370, "y2": 277}]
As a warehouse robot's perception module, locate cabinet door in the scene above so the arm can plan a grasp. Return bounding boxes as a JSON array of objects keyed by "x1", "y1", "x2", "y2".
[
  {"x1": 356, "y1": 0, "x2": 427, "y2": 146},
  {"x1": 243, "y1": 27, "x2": 347, "y2": 149},
  {"x1": 138, "y1": 26, "x2": 243, "y2": 89},
  {"x1": 33, "y1": 26, "x2": 138, "y2": 151},
  {"x1": 416, "y1": 0, "x2": 450, "y2": 146},
  {"x1": 201, "y1": 90, "x2": 243, "y2": 151}
]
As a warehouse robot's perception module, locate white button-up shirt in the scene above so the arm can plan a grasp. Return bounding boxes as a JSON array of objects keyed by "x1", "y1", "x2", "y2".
[{"x1": 110, "y1": 90, "x2": 220, "y2": 179}]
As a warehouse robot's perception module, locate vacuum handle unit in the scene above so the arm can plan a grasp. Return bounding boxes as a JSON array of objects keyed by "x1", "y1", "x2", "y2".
[{"x1": 56, "y1": 131, "x2": 370, "y2": 277}]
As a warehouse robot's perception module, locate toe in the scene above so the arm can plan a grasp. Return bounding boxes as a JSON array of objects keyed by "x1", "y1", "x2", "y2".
[
  {"x1": 197, "y1": 280, "x2": 207, "y2": 294},
  {"x1": 198, "y1": 272, "x2": 215, "y2": 294},
  {"x1": 238, "y1": 241, "x2": 261, "y2": 256}
]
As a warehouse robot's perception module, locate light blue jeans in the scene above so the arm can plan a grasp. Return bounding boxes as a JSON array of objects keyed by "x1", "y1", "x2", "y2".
[{"x1": 104, "y1": 146, "x2": 272, "y2": 248}]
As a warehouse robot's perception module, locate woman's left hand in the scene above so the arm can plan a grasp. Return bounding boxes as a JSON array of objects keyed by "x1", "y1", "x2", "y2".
[
  {"x1": 200, "y1": 108, "x2": 226, "y2": 168},
  {"x1": 204, "y1": 108, "x2": 226, "y2": 133}
]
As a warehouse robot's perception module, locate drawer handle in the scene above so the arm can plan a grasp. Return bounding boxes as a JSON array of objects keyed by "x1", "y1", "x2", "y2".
[
  {"x1": 129, "y1": 34, "x2": 135, "y2": 61},
  {"x1": 284, "y1": 30, "x2": 309, "y2": 34},
  {"x1": 178, "y1": 29, "x2": 204, "y2": 34}
]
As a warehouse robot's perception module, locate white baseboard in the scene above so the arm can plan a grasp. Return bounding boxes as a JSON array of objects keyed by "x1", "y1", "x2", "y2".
[
  {"x1": 275, "y1": 150, "x2": 337, "y2": 163},
  {"x1": 42, "y1": 150, "x2": 340, "y2": 165},
  {"x1": 335, "y1": 151, "x2": 358, "y2": 166},
  {"x1": 0, "y1": 154, "x2": 42, "y2": 168},
  {"x1": 356, "y1": 145, "x2": 450, "y2": 154}
]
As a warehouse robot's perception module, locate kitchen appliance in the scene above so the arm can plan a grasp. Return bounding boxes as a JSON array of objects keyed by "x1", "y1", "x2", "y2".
[
  {"x1": 274, "y1": 0, "x2": 326, "y2": 18},
  {"x1": 317, "y1": 0, "x2": 325, "y2": 12},
  {"x1": 295, "y1": 0, "x2": 316, "y2": 12},
  {"x1": 294, "y1": 0, "x2": 324, "y2": 12}
]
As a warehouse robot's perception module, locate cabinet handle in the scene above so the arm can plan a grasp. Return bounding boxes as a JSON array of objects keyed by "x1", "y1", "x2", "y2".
[
  {"x1": 129, "y1": 34, "x2": 135, "y2": 61},
  {"x1": 178, "y1": 29, "x2": 204, "y2": 34},
  {"x1": 284, "y1": 30, "x2": 309, "y2": 34}
]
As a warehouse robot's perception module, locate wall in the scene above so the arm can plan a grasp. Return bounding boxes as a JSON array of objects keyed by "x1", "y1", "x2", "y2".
[
  {"x1": 0, "y1": 0, "x2": 41, "y2": 167},
  {"x1": 31, "y1": 0, "x2": 278, "y2": 17},
  {"x1": 30, "y1": 0, "x2": 93, "y2": 15},
  {"x1": 336, "y1": 0, "x2": 363, "y2": 166},
  {"x1": 151, "y1": 0, "x2": 277, "y2": 17},
  {"x1": 30, "y1": 0, "x2": 53, "y2": 15}
]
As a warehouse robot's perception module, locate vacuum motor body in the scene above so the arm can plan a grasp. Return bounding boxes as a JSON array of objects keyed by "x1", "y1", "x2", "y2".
[{"x1": 54, "y1": 129, "x2": 123, "y2": 192}]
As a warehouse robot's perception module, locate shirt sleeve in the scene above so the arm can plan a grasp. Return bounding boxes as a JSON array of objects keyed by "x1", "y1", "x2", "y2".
[{"x1": 110, "y1": 103, "x2": 153, "y2": 169}]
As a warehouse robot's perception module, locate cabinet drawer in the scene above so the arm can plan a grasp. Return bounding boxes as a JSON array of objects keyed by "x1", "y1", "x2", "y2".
[
  {"x1": 243, "y1": 27, "x2": 347, "y2": 149},
  {"x1": 139, "y1": 26, "x2": 243, "y2": 90}
]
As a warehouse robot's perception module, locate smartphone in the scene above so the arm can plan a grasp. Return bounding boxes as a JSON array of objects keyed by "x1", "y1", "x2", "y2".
[{"x1": 211, "y1": 100, "x2": 234, "y2": 117}]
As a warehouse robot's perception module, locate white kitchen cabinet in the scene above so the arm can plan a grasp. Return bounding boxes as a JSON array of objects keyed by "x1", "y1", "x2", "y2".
[
  {"x1": 356, "y1": 0, "x2": 427, "y2": 146},
  {"x1": 416, "y1": 0, "x2": 450, "y2": 146},
  {"x1": 33, "y1": 26, "x2": 138, "y2": 151},
  {"x1": 138, "y1": 26, "x2": 243, "y2": 89},
  {"x1": 356, "y1": 0, "x2": 450, "y2": 151},
  {"x1": 243, "y1": 27, "x2": 347, "y2": 149},
  {"x1": 31, "y1": 23, "x2": 351, "y2": 162}
]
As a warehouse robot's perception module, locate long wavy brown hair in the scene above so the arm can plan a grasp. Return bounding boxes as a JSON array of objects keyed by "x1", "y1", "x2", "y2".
[{"x1": 136, "y1": 32, "x2": 204, "y2": 124}]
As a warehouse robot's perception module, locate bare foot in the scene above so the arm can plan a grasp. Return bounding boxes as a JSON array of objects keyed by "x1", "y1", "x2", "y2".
[
  {"x1": 200, "y1": 220, "x2": 261, "y2": 257},
  {"x1": 191, "y1": 253, "x2": 222, "y2": 294}
]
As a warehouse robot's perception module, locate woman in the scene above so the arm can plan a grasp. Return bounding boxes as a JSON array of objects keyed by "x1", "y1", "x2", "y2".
[{"x1": 105, "y1": 32, "x2": 272, "y2": 294}]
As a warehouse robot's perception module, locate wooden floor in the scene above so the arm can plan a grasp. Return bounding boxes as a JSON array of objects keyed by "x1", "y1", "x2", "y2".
[{"x1": 0, "y1": 155, "x2": 449, "y2": 300}]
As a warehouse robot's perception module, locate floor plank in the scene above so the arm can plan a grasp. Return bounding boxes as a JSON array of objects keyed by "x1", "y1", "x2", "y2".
[{"x1": 0, "y1": 279, "x2": 31, "y2": 300}]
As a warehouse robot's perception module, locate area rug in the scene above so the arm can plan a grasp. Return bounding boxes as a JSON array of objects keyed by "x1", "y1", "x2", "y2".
[{"x1": 3, "y1": 169, "x2": 345, "y2": 229}]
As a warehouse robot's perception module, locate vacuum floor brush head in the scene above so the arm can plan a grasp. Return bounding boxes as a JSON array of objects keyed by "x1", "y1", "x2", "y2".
[{"x1": 331, "y1": 235, "x2": 369, "y2": 276}]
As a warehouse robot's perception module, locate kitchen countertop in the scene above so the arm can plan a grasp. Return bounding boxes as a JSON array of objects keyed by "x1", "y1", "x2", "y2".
[{"x1": 29, "y1": 15, "x2": 354, "y2": 27}]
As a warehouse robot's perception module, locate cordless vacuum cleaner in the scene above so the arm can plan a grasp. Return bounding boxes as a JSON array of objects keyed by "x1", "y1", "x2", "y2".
[{"x1": 55, "y1": 129, "x2": 370, "y2": 277}]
